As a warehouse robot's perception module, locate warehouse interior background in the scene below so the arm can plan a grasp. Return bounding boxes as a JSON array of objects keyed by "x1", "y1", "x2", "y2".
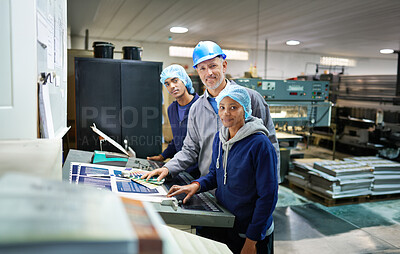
[
  {"x1": 1, "y1": 0, "x2": 400, "y2": 253},
  {"x1": 67, "y1": 0, "x2": 400, "y2": 79},
  {"x1": 65, "y1": 1, "x2": 400, "y2": 252},
  {"x1": 66, "y1": 0, "x2": 400, "y2": 163}
]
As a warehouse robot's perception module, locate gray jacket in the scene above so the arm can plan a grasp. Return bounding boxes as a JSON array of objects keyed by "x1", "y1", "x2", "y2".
[{"x1": 164, "y1": 80, "x2": 281, "y2": 181}]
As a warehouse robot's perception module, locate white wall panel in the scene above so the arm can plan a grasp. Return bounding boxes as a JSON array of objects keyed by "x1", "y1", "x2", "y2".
[
  {"x1": 0, "y1": 0, "x2": 12, "y2": 107},
  {"x1": 0, "y1": 0, "x2": 37, "y2": 139}
]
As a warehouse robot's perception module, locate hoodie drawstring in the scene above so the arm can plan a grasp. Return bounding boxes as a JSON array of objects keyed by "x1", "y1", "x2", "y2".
[
  {"x1": 223, "y1": 144, "x2": 228, "y2": 185},
  {"x1": 216, "y1": 141, "x2": 228, "y2": 185},
  {"x1": 216, "y1": 141, "x2": 221, "y2": 169}
]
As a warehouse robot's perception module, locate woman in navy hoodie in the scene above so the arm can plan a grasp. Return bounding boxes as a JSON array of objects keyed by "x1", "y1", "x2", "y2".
[
  {"x1": 168, "y1": 85, "x2": 278, "y2": 254},
  {"x1": 147, "y1": 64, "x2": 200, "y2": 177}
]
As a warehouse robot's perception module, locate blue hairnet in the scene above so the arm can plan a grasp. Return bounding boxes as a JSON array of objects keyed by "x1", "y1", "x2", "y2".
[
  {"x1": 216, "y1": 85, "x2": 252, "y2": 120},
  {"x1": 160, "y1": 64, "x2": 194, "y2": 94}
]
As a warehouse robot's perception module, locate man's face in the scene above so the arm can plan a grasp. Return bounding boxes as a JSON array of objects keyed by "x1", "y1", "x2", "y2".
[
  {"x1": 196, "y1": 57, "x2": 227, "y2": 90},
  {"x1": 218, "y1": 96, "x2": 245, "y2": 129},
  {"x1": 164, "y1": 77, "x2": 187, "y2": 99}
]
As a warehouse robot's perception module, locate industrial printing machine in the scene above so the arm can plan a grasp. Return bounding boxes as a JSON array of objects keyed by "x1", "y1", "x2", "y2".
[
  {"x1": 300, "y1": 74, "x2": 400, "y2": 161},
  {"x1": 233, "y1": 74, "x2": 400, "y2": 200},
  {"x1": 334, "y1": 75, "x2": 400, "y2": 160},
  {"x1": 235, "y1": 75, "x2": 400, "y2": 162},
  {"x1": 234, "y1": 78, "x2": 332, "y2": 129},
  {"x1": 234, "y1": 78, "x2": 333, "y2": 180}
]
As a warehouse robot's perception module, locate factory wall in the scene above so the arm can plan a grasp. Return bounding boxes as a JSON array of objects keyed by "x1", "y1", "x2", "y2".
[
  {"x1": 247, "y1": 50, "x2": 398, "y2": 79},
  {"x1": 70, "y1": 36, "x2": 398, "y2": 80}
]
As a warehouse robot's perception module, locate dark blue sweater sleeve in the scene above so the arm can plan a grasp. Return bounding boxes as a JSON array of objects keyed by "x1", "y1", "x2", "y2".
[
  {"x1": 161, "y1": 140, "x2": 177, "y2": 159},
  {"x1": 246, "y1": 138, "x2": 279, "y2": 240},
  {"x1": 194, "y1": 134, "x2": 219, "y2": 191}
]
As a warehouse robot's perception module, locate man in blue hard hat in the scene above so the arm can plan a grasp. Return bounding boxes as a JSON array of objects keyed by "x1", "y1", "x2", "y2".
[
  {"x1": 143, "y1": 40, "x2": 280, "y2": 183},
  {"x1": 143, "y1": 41, "x2": 279, "y2": 253}
]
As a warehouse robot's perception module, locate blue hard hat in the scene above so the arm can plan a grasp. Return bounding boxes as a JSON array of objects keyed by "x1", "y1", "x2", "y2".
[{"x1": 192, "y1": 41, "x2": 227, "y2": 68}]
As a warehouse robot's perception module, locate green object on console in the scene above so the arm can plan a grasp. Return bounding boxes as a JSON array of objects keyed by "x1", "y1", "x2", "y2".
[{"x1": 92, "y1": 150, "x2": 128, "y2": 167}]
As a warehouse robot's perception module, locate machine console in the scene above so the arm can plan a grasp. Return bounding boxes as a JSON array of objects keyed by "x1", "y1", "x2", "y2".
[
  {"x1": 128, "y1": 158, "x2": 223, "y2": 212},
  {"x1": 234, "y1": 79, "x2": 329, "y2": 101}
]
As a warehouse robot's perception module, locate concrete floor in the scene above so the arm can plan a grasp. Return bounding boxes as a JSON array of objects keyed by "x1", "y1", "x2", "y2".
[{"x1": 274, "y1": 145, "x2": 400, "y2": 254}]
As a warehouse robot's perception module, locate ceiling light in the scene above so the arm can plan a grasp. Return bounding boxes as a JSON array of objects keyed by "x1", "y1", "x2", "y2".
[
  {"x1": 286, "y1": 40, "x2": 300, "y2": 46},
  {"x1": 320, "y1": 56, "x2": 356, "y2": 67},
  {"x1": 380, "y1": 49, "x2": 395, "y2": 54},
  {"x1": 170, "y1": 27, "x2": 188, "y2": 34},
  {"x1": 169, "y1": 46, "x2": 193, "y2": 57},
  {"x1": 169, "y1": 46, "x2": 248, "y2": 61}
]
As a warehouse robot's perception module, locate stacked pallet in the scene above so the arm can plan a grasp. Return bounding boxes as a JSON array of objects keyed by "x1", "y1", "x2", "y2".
[
  {"x1": 345, "y1": 156, "x2": 400, "y2": 195},
  {"x1": 288, "y1": 159, "x2": 374, "y2": 199}
]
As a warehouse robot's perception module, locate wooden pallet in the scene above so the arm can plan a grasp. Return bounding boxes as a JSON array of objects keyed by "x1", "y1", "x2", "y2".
[
  {"x1": 369, "y1": 192, "x2": 400, "y2": 201},
  {"x1": 288, "y1": 181, "x2": 369, "y2": 207}
]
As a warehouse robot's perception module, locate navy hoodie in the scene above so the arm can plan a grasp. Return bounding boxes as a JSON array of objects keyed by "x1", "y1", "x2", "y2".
[{"x1": 196, "y1": 116, "x2": 278, "y2": 241}]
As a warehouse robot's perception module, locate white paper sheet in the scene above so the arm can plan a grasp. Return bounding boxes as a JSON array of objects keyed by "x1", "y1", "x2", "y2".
[
  {"x1": 54, "y1": 17, "x2": 62, "y2": 69},
  {"x1": 39, "y1": 83, "x2": 55, "y2": 138},
  {"x1": 36, "y1": 11, "x2": 49, "y2": 46},
  {"x1": 91, "y1": 124, "x2": 129, "y2": 156},
  {"x1": 46, "y1": 14, "x2": 55, "y2": 70}
]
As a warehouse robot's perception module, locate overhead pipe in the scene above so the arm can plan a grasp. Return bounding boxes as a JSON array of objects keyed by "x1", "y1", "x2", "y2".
[
  {"x1": 85, "y1": 29, "x2": 89, "y2": 50},
  {"x1": 264, "y1": 40, "x2": 268, "y2": 79},
  {"x1": 393, "y1": 50, "x2": 400, "y2": 105},
  {"x1": 396, "y1": 50, "x2": 400, "y2": 97}
]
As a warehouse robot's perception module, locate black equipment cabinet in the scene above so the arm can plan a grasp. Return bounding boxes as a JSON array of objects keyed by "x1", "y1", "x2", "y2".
[{"x1": 75, "y1": 57, "x2": 163, "y2": 158}]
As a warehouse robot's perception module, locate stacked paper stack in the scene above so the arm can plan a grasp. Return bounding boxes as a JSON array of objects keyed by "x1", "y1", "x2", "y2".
[
  {"x1": 312, "y1": 160, "x2": 374, "y2": 198},
  {"x1": 345, "y1": 156, "x2": 400, "y2": 195},
  {"x1": 289, "y1": 159, "x2": 319, "y2": 187},
  {"x1": 289, "y1": 159, "x2": 374, "y2": 199}
]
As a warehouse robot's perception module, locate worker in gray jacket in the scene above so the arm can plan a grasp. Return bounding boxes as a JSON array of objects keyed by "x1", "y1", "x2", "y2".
[{"x1": 143, "y1": 40, "x2": 280, "y2": 182}]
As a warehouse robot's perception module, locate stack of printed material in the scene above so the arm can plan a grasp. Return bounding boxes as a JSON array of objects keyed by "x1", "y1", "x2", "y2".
[
  {"x1": 0, "y1": 173, "x2": 169, "y2": 254},
  {"x1": 312, "y1": 160, "x2": 374, "y2": 198},
  {"x1": 289, "y1": 159, "x2": 374, "y2": 199},
  {"x1": 0, "y1": 173, "x2": 138, "y2": 254},
  {"x1": 345, "y1": 156, "x2": 400, "y2": 195},
  {"x1": 289, "y1": 158, "x2": 322, "y2": 187},
  {"x1": 69, "y1": 162, "x2": 168, "y2": 203}
]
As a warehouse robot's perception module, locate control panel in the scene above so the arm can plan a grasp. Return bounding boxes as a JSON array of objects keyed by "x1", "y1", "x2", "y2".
[
  {"x1": 234, "y1": 79, "x2": 329, "y2": 101},
  {"x1": 128, "y1": 158, "x2": 223, "y2": 212},
  {"x1": 129, "y1": 158, "x2": 164, "y2": 171},
  {"x1": 62, "y1": 150, "x2": 235, "y2": 228}
]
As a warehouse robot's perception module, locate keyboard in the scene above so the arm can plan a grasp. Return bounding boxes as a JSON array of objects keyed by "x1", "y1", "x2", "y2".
[{"x1": 165, "y1": 173, "x2": 222, "y2": 212}]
